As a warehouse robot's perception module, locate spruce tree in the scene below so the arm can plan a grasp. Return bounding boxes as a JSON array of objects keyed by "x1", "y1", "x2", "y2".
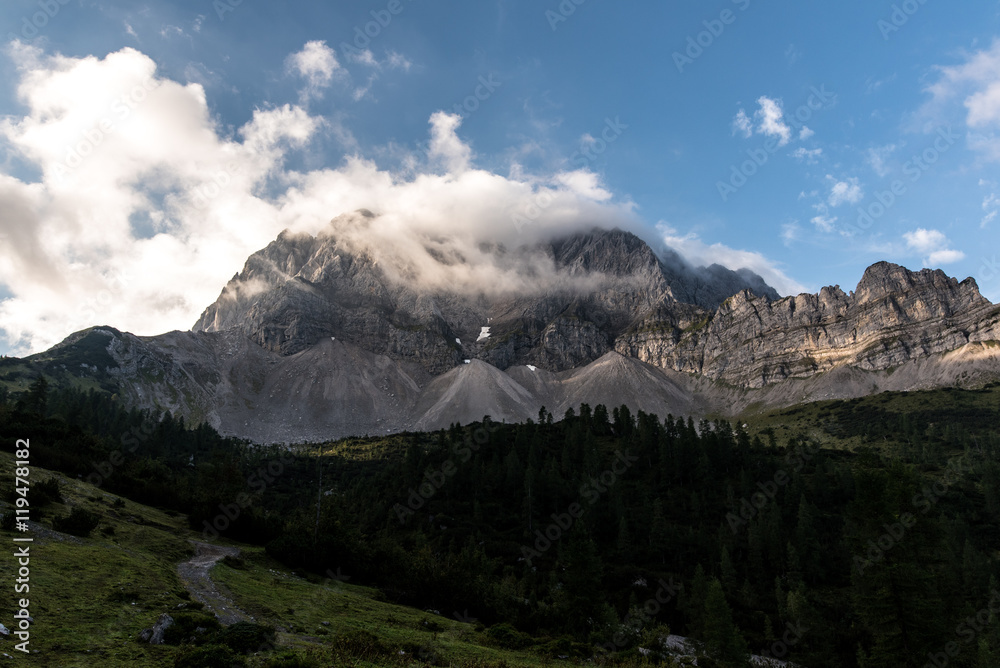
[{"x1": 702, "y1": 578, "x2": 749, "y2": 667}]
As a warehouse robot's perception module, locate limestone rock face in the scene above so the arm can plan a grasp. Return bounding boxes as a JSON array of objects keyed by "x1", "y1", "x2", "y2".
[{"x1": 618, "y1": 261, "x2": 1000, "y2": 387}]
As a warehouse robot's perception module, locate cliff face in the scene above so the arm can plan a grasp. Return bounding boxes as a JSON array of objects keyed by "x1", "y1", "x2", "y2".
[
  {"x1": 193, "y1": 220, "x2": 771, "y2": 375},
  {"x1": 616, "y1": 262, "x2": 1000, "y2": 387},
  {"x1": 28, "y1": 219, "x2": 1000, "y2": 443}
]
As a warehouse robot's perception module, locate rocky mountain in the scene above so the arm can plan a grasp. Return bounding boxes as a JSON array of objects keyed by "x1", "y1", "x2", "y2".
[
  {"x1": 618, "y1": 261, "x2": 1000, "y2": 387},
  {"x1": 22, "y1": 218, "x2": 1000, "y2": 442},
  {"x1": 192, "y1": 215, "x2": 748, "y2": 375}
]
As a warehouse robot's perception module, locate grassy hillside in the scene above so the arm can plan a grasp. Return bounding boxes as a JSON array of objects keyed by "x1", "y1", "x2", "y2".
[
  {"x1": 741, "y1": 382, "x2": 1000, "y2": 454},
  {"x1": 0, "y1": 450, "x2": 603, "y2": 667}
]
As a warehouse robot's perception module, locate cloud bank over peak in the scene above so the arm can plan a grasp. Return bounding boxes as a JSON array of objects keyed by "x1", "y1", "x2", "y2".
[
  {"x1": 0, "y1": 43, "x2": 647, "y2": 354},
  {"x1": 0, "y1": 42, "x2": 797, "y2": 356}
]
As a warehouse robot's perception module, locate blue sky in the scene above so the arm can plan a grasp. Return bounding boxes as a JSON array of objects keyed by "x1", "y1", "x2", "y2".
[{"x1": 1, "y1": 0, "x2": 999, "y2": 355}]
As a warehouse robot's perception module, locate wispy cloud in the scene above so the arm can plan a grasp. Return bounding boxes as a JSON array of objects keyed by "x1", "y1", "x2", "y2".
[
  {"x1": 791, "y1": 147, "x2": 822, "y2": 164},
  {"x1": 903, "y1": 228, "x2": 965, "y2": 266},
  {"x1": 866, "y1": 144, "x2": 897, "y2": 177},
  {"x1": 732, "y1": 95, "x2": 814, "y2": 147},
  {"x1": 827, "y1": 176, "x2": 864, "y2": 207},
  {"x1": 656, "y1": 222, "x2": 806, "y2": 296},
  {"x1": 921, "y1": 40, "x2": 1000, "y2": 161}
]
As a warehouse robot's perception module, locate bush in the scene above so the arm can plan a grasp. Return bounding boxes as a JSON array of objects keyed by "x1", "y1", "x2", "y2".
[
  {"x1": 213, "y1": 622, "x2": 276, "y2": 654},
  {"x1": 263, "y1": 652, "x2": 321, "y2": 668},
  {"x1": 537, "y1": 636, "x2": 592, "y2": 659},
  {"x1": 107, "y1": 588, "x2": 140, "y2": 604},
  {"x1": 174, "y1": 644, "x2": 246, "y2": 668},
  {"x1": 52, "y1": 507, "x2": 100, "y2": 537},
  {"x1": 485, "y1": 623, "x2": 532, "y2": 649},
  {"x1": 32, "y1": 478, "x2": 62, "y2": 506},
  {"x1": 221, "y1": 555, "x2": 246, "y2": 570},
  {"x1": 419, "y1": 616, "x2": 445, "y2": 633},
  {"x1": 330, "y1": 629, "x2": 392, "y2": 660},
  {"x1": 163, "y1": 611, "x2": 221, "y2": 645},
  {"x1": 400, "y1": 641, "x2": 447, "y2": 666}
]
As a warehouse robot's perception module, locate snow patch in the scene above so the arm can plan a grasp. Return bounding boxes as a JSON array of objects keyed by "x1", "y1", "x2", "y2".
[
  {"x1": 526, "y1": 365, "x2": 537, "y2": 372},
  {"x1": 463, "y1": 359, "x2": 471, "y2": 364},
  {"x1": 476, "y1": 326, "x2": 491, "y2": 342},
  {"x1": 455, "y1": 338, "x2": 461, "y2": 344}
]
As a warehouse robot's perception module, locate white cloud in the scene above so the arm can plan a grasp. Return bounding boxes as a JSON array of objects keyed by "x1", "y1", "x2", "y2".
[
  {"x1": 781, "y1": 221, "x2": 800, "y2": 245},
  {"x1": 0, "y1": 44, "x2": 646, "y2": 355},
  {"x1": 926, "y1": 249, "x2": 966, "y2": 265},
  {"x1": 656, "y1": 223, "x2": 807, "y2": 297},
  {"x1": 733, "y1": 96, "x2": 801, "y2": 146},
  {"x1": 428, "y1": 111, "x2": 473, "y2": 173},
  {"x1": 286, "y1": 40, "x2": 342, "y2": 100},
  {"x1": 903, "y1": 228, "x2": 965, "y2": 266},
  {"x1": 342, "y1": 47, "x2": 412, "y2": 72},
  {"x1": 827, "y1": 176, "x2": 864, "y2": 207},
  {"x1": 923, "y1": 40, "x2": 1000, "y2": 161},
  {"x1": 791, "y1": 147, "x2": 822, "y2": 164},
  {"x1": 754, "y1": 96, "x2": 792, "y2": 146},
  {"x1": 555, "y1": 170, "x2": 612, "y2": 201},
  {"x1": 981, "y1": 179, "x2": 1000, "y2": 228},
  {"x1": 903, "y1": 228, "x2": 947, "y2": 254},
  {"x1": 385, "y1": 51, "x2": 413, "y2": 71},
  {"x1": 866, "y1": 144, "x2": 897, "y2": 177},
  {"x1": 810, "y1": 215, "x2": 837, "y2": 233},
  {"x1": 732, "y1": 109, "x2": 752, "y2": 138}
]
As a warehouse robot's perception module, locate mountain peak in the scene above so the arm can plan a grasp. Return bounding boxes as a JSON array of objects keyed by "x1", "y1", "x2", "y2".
[{"x1": 854, "y1": 261, "x2": 984, "y2": 307}]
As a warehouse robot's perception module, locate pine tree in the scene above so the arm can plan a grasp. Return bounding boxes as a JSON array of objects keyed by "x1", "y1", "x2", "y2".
[
  {"x1": 720, "y1": 546, "x2": 738, "y2": 595},
  {"x1": 702, "y1": 578, "x2": 749, "y2": 667},
  {"x1": 22, "y1": 375, "x2": 48, "y2": 415},
  {"x1": 616, "y1": 517, "x2": 632, "y2": 561},
  {"x1": 650, "y1": 498, "x2": 669, "y2": 564}
]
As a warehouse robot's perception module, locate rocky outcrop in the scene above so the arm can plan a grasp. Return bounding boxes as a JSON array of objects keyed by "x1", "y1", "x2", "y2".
[
  {"x1": 138, "y1": 614, "x2": 174, "y2": 645},
  {"x1": 617, "y1": 262, "x2": 1000, "y2": 387}
]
